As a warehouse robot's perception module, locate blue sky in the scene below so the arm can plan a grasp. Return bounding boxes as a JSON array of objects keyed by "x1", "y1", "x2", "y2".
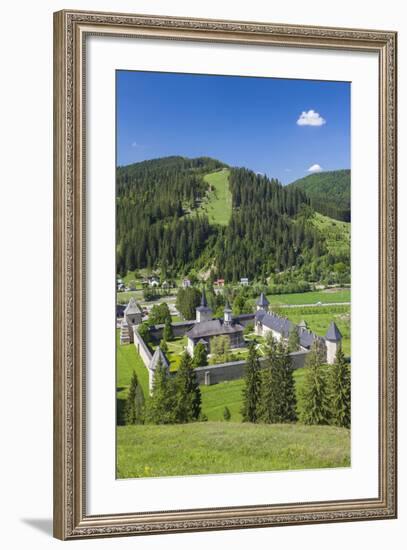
[{"x1": 116, "y1": 70, "x2": 350, "y2": 184}]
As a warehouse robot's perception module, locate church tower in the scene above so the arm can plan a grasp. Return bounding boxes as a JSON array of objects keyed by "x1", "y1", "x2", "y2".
[
  {"x1": 256, "y1": 292, "x2": 269, "y2": 312},
  {"x1": 223, "y1": 300, "x2": 232, "y2": 326},
  {"x1": 196, "y1": 288, "x2": 212, "y2": 323}
]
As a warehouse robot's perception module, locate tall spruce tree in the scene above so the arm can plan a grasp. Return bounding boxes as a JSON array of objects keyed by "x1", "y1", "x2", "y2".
[
  {"x1": 278, "y1": 340, "x2": 297, "y2": 422},
  {"x1": 299, "y1": 340, "x2": 330, "y2": 425},
  {"x1": 192, "y1": 342, "x2": 208, "y2": 368},
  {"x1": 163, "y1": 318, "x2": 174, "y2": 341},
  {"x1": 260, "y1": 335, "x2": 284, "y2": 423},
  {"x1": 329, "y1": 346, "x2": 351, "y2": 428},
  {"x1": 287, "y1": 326, "x2": 300, "y2": 352},
  {"x1": 125, "y1": 371, "x2": 145, "y2": 425},
  {"x1": 147, "y1": 358, "x2": 176, "y2": 424},
  {"x1": 175, "y1": 351, "x2": 201, "y2": 423},
  {"x1": 241, "y1": 342, "x2": 262, "y2": 422}
]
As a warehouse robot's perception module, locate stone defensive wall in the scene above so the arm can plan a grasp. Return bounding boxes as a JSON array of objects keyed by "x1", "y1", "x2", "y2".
[
  {"x1": 133, "y1": 321, "x2": 309, "y2": 386},
  {"x1": 133, "y1": 327, "x2": 153, "y2": 366},
  {"x1": 193, "y1": 350, "x2": 309, "y2": 386}
]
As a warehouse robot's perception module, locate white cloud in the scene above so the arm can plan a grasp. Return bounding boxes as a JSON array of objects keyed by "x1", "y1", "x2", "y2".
[
  {"x1": 297, "y1": 110, "x2": 326, "y2": 126},
  {"x1": 131, "y1": 141, "x2": 138, "y2": 147},
  {"x1": 307, "y1": 164, "x2": 323, "y2": 173},
  {"x1": 284, "y1": 168, "x2": 292, "y2": 172}
]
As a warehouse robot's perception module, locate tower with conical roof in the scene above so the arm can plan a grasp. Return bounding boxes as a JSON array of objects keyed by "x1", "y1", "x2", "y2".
[
  {"x1": 223, "y1": 299, "x2": 232, "y2": 326},
  {"x1": 196, "y1": 288, "x2": 212, "y2": 323},
  {"x1": 148, "y1": 346, "x2": 170, "y2": 393},
  {"x1": 325, "y1": 321, "x2": 343, "y2": 364},
  {"x1": 255, "y1": 292, "x2": 269, "y2": 312}
]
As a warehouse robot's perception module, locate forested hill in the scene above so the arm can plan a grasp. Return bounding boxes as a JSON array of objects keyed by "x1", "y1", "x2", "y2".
[
  {"x1": 116, "y1": 156, "x2": 350, "y2": 284},
  {"x1": 288, "y1": 170, "x2": 350, "y2": 222}
]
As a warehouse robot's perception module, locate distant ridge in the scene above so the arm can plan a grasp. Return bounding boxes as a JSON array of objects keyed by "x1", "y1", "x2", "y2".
[{"x1": 288, "y1": 169, "x2": 350, "y2": 222}]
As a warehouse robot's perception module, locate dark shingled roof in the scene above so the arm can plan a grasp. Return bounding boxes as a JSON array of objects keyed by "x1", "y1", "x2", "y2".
[
  {"x1": 186, "y1": 319, "x2": 243, "y2": 339},
  {"x1": 256, "y1": 292, "x2": 269, "y2": 307},
  {"x1": 255, "y1": 311, "x2": 320, "y2": 350},
  {"x1": 124, "y1": 297, "x2": 142, "y2": 315},
  {"x1": 150, "y1": 347, "x2": 169, "y2": 371},
  {"x1": 325, "y1": 321, "x2": 342, "y2": 341}
]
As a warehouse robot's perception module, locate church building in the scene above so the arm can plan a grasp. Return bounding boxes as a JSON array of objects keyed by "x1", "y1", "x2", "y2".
[{"x1": 186, "y1": 290, "x2": 244, "y2": 356}]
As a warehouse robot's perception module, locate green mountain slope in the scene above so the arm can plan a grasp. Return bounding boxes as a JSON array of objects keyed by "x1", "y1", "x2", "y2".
[
  {"x1": 116, "y1": 157, "x2": 350, "y2": 285},
  {"x1": 289, "y1": 169, "x2": 350, "y2": 221}
]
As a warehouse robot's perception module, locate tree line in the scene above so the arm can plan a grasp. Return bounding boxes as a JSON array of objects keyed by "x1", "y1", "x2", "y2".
[{"x1": 241, "y1": 334, "x2": 350, "y2": 428}]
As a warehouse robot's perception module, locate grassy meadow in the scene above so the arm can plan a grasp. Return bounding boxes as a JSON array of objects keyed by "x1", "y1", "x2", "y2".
[
  {"x1": 193, "y1": 169, "x2": 232, "y2": 226},
  {"x1": 266, "y1": 288, "x2": 350, "y2": 306},
  {"x1": 117, "y1": 421, "x2": 350, "y2": 478}
]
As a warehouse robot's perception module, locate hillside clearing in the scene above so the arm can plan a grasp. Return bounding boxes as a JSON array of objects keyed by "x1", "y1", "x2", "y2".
[
  {"x1": 194, "y1": 168, "x2": 232, "y2": 225},
  {"x1": 117, "y1": 421, "x2": 350, "y2": 478},
  {"x1": 311, "y1": 213, "x2": 350, "y2": 257}
]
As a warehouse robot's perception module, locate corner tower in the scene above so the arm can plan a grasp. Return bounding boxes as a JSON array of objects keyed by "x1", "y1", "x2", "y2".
[{"x1": 325, "y1": 321, "x2": 343, "y2": 364}]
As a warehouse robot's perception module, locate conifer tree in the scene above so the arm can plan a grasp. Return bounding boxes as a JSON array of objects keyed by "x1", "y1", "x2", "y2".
[
  {"x1": 299, "y1": 341, "x2": 330, "y2": 425},
  {"x1": 287, "y1": 326, "x2": 300, "y2": 352},
  {"x1": 125, "y1": 371, "x2": 145, "y2": 425},
  {"x1": 192, "y1": 342, "x2": 208, "y2": 368},
  {"x1": 329, "y1": 346, "x2": 351, "y2": 428},
  {"x1": 175, "y1": 351, "x2": 201, "y2": 423},
  {"x1": 159, "y1": 339, "x2": 168, "y2": 354},
  {"x1": 241, "y1": 342, "x2": 262, "y2": 422},
  {"x1": 147, "y1": 359, "x2": 176, "y2": 424},
  {"x1": 260, "y1": 335, "x2": 284, "y2": 423},
  {"x1": 163, "y1": 318, "x2": 174, "y2": 342},
  {"x1": 278, "y1": 340, "x2": 297, "y2": 422}
]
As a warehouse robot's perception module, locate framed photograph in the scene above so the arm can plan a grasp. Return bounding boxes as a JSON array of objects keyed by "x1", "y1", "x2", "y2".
[{"x1": 53, "y1": 9, "x2": 397, "y2": 540}]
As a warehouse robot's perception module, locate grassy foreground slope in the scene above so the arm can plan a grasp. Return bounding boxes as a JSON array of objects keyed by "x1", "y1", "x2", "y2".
[
  {"x1": 117, "y1": 422, "x2": 350, "y2": 478},
  {"x1": 196, "y1": 168, "x2": 232, "y2": 225}
]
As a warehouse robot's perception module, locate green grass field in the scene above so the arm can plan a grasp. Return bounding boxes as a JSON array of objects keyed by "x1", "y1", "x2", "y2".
[
  {"x1": 311, "y1": 212, "x2": 350, "y2": 256},
  {"x1": 117, "y1": 421, "x2": 350, "y2": 478},
  {"x1": 193, "y1": 168, "x2": 232, "y2": 225},
  {"x1": 281, "y1": 305, "x2": 351, "y2": 356},
  {"x1": 266, "y1": 288, "x2": 350, "y2": 306}
]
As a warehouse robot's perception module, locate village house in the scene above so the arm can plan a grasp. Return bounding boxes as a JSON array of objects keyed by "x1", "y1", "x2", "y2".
[{"x1": 185, "y1": 290, "x2": 244, "y2": 356}]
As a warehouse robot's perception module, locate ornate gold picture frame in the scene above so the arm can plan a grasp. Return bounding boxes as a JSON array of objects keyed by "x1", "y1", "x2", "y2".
[{"x1": 53, "y1": 9, "x2": 397, "y2": 540}]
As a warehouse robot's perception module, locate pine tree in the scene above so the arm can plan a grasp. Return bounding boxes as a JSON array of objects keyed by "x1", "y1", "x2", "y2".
[
  {"x1": 125, "y1": 371, "x2": 145, "y2": 424},
  {"x1": 299, "y1": 341, "x2": 330, "y2": 425},
  {"x1": 146, "y1": 359, "x2": 176, "y2": 424},
  {"x1": 175, "y1": 351, "x2": 201, "y2": 423},
  {"x1": 329, "y1": 346, "x2": 351, "y2": 428},
  {"x1": 159, "y1": 339, "x2": 168, "y2": 354},
  {"x1": 278, "y1": 341, "x2": 297, "y2": 422},
  {"x1": 163, "y1": 318, "x2": 174, "y2": 341},
  {"x1": 192, "y1": 342, "x2": 208, "y2": 368},
  {"x1": 241, "y1": 342, "x2": 262, "y2": 422},
  {"x1": 287, "y1": 326, "x2": 300, "y2": 352},
  {"x1": 260, "y1": 335, "x2": 284, "y2": 423}
]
